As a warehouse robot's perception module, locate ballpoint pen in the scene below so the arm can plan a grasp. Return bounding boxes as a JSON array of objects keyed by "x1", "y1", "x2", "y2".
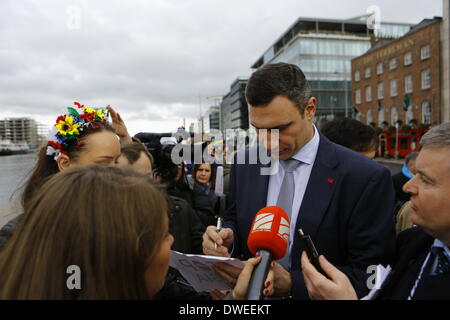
[{"x1": 214, "y1": 217, "x2": 222, "y2": 249}]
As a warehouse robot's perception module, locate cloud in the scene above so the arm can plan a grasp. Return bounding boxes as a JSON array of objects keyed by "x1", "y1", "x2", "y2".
[{"x1": 0, "y1": 0, "x2": 443, "y2": 133}]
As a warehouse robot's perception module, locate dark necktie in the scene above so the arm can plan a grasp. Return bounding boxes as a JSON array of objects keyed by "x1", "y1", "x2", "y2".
[
  {"x1": 429, "y1": 246, "x2": 450, "y2": 276},
  {"x1": 410, "y1": 245, "x2": 450, "y2": 299},
  {"x1": 276, "y1": 158, "x2": 302, "y2": 270}
]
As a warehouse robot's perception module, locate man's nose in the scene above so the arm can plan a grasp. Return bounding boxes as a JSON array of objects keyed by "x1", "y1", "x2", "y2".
[
  {"x1": 403, "y1": 176, "x2": 416, "y2": 194},
  {"x1": 260, "y1": 130, "x2": 279, "y2": 152}
]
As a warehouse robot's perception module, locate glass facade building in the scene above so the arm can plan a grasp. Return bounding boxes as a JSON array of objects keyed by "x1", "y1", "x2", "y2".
[
  {"x1": 251, "y1": 17, "x2": 412, "y2": 127},
  {"x1": 220, "y1": 77, "x2": 249, "y2": 131}
]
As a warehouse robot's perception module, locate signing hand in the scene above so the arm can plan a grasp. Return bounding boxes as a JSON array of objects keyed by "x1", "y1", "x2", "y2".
[
  {"x1": 301, "y1": 251, "x2": 358, "y2": 300},
  {"x1": 202, "y1": 225, "x2": 234, "y2": 257}
]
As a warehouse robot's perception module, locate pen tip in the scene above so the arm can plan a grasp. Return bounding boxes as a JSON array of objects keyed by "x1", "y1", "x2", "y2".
[{"x1": 299, "y1": 229, "x2": 304, "y2": 236}]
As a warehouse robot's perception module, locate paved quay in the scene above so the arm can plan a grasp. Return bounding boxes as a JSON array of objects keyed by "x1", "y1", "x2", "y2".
[
  {"x1": 0, "y1": 204, "x2": 21, "y2": 229},
  {"x1": 375, "y1": 158, "x2": 403, "y2": 175}
]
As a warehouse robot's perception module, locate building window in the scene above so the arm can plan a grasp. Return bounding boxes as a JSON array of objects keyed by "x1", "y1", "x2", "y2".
[
  {"x1": 376, "y1": 62, "x2": 384, "y2": 75},
  {"x1": 389, "y1": 58, "x2": 397, "y2": 70},
  {"x1": 365, "y1": 67, "x2": 371, "y2": 79},
  {"x1": 367, "y1": 109, "x2": 373, "y2": 125},
  {"x1": 354, "y1": 71, "x2": 360, "y2": 82},
  {"x1": 406, "y1": 104, "x2": 414, "y2": 124},
  {"x1": 405, "y1": 74, "x2": 413, "y2": 94},
  {"x1": 422, "y1": 101, "x2": 431, "y2": 124},
  {"x1": 391, "y1": 106, "x2": 398, "y2": 125},
  {"x1": 365, "y1": 86, "x2": 372, "y2": 102},
  {"x1": 377, "y1": 82, "x2": 384, "y2": 99},
  {"x1": 404, "y1": 51, "x2": 412, "y2": 66},
  {"x1": 421, "y1": 69, "x2": 431, "y2": 90},
  {"x1": 421, "y1": 45, "x2": 430, "y2": 60},
  {"x1": 355, "y1": 89, "x2": 361, "y2": 104},
  {"x1": 390, "y1": 79, "x2": 398, "y2": 97},
  {"x1": 378, "y1": 104, "x2": 385, "y2": 126}
]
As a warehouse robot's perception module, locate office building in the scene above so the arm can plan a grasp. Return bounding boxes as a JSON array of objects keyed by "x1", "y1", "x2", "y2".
[
  {"x1": 250, "y1": 16, "x2": 412, "y2": 126},
  {"x1": 220, "y1": 77, "x2": 249, "y2": 131},
  {"x1": 0, "y1": 117, "x2": 47, "y2": 148}
]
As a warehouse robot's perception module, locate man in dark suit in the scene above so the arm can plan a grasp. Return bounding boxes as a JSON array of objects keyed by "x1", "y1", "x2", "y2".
[
  {"x1": 301, "y1": 123, "x2": 450, "y2": 300},
  {"x1": 202, "y1": 63, "x2": 396, "y2": 299}
]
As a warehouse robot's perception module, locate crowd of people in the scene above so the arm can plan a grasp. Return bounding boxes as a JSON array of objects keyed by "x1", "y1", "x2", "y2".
[{"x1": 0, "y1": 63, "x2": 448, "y2": 300}]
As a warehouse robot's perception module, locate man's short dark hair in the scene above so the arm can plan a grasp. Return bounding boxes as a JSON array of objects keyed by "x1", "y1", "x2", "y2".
[
  {"x1": 321, "y1": 118, "x2": 378, "y2": 153},
  {"x1": 245, "y1": 63, "x2": 312, "y2": 114},
  {"x1": 120, "y1": 142, "x2": 154, "y2": 166},
  {"x1": 404, "y1": 152, "x2": 419, "y2": 166}
]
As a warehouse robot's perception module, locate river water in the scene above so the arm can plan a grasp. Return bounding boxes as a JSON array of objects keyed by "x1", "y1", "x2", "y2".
[
  {"x1": 0, "y1": 153, "x2": 36, "y2": 209},
  {"x1": 0, "y1": 153, "x2": 402, "y2": 210}
]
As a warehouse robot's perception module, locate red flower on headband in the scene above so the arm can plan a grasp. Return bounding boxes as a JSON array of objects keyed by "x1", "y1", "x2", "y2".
[
  {"x1": 48, "y1": 141, "x2": 62, "y2": 150},
  {"x1": 55, "y1": 115, "x2": 66, "y2": 124},
  {"x1": 80, "y1": 112, "x2": 95, "y2": 123},
  {"x1": 74, "y1": 101, "x2": 84, "y2": 109}
]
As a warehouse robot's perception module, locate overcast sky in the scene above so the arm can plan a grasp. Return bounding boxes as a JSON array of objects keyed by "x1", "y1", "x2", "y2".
[{"x1": 0, "y1": 0, "x2": 443, "y2": 134}]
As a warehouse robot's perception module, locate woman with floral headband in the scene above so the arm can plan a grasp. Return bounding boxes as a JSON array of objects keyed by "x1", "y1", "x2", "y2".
[{"x1": 0, "y1": 102, "x2": 122, "y2": 251}]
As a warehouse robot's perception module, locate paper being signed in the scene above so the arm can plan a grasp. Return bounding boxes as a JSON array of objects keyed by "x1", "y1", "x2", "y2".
[{"x1": 169, "y1": 250, "x2": 245, "y2": 292}]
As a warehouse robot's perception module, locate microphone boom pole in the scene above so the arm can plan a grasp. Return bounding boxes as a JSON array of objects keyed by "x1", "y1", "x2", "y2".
[{"x1": 246, "y1": 249, "x2": 272, "y2": 300}]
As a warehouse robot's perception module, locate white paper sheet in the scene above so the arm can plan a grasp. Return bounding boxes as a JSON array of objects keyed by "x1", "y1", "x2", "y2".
[
  {"x1": 169, "y1": 250, "x2": 245, "y2": 292},
  {"x1": 361, "y1": 265, "x2": 392, "y2": 300}
]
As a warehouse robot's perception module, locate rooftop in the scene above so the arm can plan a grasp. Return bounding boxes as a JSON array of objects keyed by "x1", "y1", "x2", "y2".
[{"x1": 251, "y1": 15, "x2": 414, "y2": 69}]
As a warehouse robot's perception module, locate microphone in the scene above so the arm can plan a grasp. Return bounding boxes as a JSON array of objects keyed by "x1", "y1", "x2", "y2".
[{"x1": 246, "y1": 206, "x2": 290, "y2": 300}]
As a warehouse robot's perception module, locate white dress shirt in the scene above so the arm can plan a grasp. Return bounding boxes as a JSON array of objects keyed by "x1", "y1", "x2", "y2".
[{"x1": 266, "y1": 125, "x2": 320, "y2": 254}]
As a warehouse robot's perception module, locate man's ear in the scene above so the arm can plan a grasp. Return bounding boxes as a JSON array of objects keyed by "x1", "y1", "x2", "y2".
[
  {"x1": 57, "y1": 153, "x2": 71, "y2": 172},
  {"x1": 305, "y1": 97, "x2": 317, "y2": 121}
]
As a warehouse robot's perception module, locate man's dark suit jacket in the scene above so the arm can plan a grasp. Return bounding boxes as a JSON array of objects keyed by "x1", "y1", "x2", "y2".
[
  {"x1": 223, "y1": 133, "x2": 396, "y2": 299},
  {"x1": 377, "y1": 227, "x2": 450, "y2": 300},
  {"x1": 392, "y1": 171, "x2": 411, "y2": 203}
]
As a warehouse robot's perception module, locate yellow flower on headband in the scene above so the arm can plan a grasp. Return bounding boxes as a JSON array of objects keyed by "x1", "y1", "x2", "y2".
[
  {"x1": 96, "y1": 109, "x2": 106, "y2": 120},
  {"x1": 83, "y1": 107, "x2": 95, "y2": 114},
  {"x1": 56, "y1": 115, "x2": 80, "y2": 136}
]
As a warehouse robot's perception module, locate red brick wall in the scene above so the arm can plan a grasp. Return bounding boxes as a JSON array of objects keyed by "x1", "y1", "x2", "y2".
[{"x1": 352, "y1": 21, "x2": 441, "y2": 127}]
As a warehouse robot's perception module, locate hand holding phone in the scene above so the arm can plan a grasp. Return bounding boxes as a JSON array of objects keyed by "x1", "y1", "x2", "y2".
[{"x1": 299, "y1": 229, "x2": 330, "y2": 278}]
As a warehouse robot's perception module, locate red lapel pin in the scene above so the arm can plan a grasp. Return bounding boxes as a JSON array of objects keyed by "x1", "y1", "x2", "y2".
[{"x1": 327, "y1": 178, "x2": 335, "y2": 184}]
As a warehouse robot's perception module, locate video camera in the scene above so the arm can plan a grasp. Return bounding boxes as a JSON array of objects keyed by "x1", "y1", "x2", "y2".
[{"x1": 134, "y1": 127, "x2": 208, "y2": 183}]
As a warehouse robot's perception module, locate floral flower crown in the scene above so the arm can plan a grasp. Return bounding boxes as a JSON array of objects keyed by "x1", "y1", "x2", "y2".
[{"x1": 46, "y1": 102, "x2": 110, "y2": 161}]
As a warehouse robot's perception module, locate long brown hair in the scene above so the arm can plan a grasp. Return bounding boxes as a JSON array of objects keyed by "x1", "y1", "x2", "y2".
[
  {"x1": 0, "y1": 165, "x2": 168, "y2": 299},
  {"x1": 21, "y1": 122, "x2": 115, "y2": 211}
]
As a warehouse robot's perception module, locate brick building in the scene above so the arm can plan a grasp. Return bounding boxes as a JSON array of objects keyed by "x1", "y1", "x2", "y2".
[{"x1": 351, "y1": 18, "x2": 442, "y2": 128}]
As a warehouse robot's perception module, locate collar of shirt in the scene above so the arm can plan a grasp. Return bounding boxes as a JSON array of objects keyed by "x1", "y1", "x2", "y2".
[{"x1": 289, "y1": 124, "x2": 319, "y2": 165}]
